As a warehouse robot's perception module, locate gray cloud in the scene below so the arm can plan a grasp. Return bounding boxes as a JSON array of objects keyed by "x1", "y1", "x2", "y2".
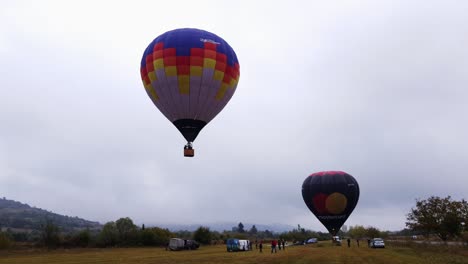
[{"x1": 1, "y1": 0, "x2": 467, "y2": 232}]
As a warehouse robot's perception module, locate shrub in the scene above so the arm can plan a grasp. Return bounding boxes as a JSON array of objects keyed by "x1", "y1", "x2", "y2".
[{"x1": 0, "y1": 232, "x2": 11, "y2": 249}]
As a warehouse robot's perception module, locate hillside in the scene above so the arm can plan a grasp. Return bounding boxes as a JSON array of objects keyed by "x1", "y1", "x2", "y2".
[{"x1": 0, "y1": 197, "x2": 101, "y2": 233}]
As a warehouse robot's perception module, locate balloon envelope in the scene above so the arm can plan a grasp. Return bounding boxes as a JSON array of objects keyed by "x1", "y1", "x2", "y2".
[
  {"x1": 140, "y1": 28, "x2": 240, "y2": 143},
  {"x1": 301, "y1": 171, "x2": 359, "y2": 235}
]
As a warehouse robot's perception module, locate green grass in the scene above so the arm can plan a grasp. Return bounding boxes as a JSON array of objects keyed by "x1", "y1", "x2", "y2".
[{"x1": 0, "y1": 242, "x2": 466, "y2": 264}]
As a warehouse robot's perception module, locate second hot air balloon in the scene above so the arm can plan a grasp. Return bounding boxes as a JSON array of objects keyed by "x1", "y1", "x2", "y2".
[
  {"x1": 140, "y1": 28, "x2": 240, "y2": 157},
  {"x1": 302, "y1": 171, "x2": 360, "y2": 236}
]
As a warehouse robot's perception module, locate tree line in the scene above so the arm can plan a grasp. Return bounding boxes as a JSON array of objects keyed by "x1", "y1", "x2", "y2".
[{"x1": 0, "y1": 195, "x2": 466, "y2": 249}]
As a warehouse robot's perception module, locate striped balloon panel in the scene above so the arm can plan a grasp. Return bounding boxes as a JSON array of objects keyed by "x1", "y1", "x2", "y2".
[{"x1": 140, "y1": 28, "x2": 240, "y2": 123}]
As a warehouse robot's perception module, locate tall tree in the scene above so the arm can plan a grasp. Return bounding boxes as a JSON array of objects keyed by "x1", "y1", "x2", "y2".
[
  {"x1": 365, "y1": 227, "x2": 381, "y2": 239},
  {"x1": 115, "y1": 217, "x2": 138, "y2": 245},
  {"x1": 249, "y1": 225, "x2": 258, "y2": 234},
  {"x1": 40, "y1": 219, "x2": 60, "y2": 249},
  {"x1": 348, "y1": 225, "x2": 367, "y2": 239},
  {"x1": 193, "y1": 226, "x2": 212, "y2": 244},
  {"x1": 99, "y1": 221, "x2": 118, "y2": 247},
  {"x1": 406, "y1": 196, "x2": 468, "y2": 241},
  {"x1": 238, "y1": 222, "x2": 245, "y2": 233},
  {"x1": 75, "y1": 229, "x2": 91, "y2": 247}
]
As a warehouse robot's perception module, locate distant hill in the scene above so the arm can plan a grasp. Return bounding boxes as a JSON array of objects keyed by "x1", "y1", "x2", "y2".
[{"x1": 0, "y1": 197, "x2": 102, "y2": 233}]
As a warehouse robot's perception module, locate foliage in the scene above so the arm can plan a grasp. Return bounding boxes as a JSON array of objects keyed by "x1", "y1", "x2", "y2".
[
  {"x1": 0, "y1": 232, "x2": 11, "y2": 249},
  {"x1": 462, "y1": 232, "x2": 468, "y2": 245},
  {"x1": 173, "y1": 230, "x2": 192, "y2": 239},
  {"x1": 75, "y1": 229, "x2": 91, "y2": 247},
  {"x1": 278, "y1": 225, "x2": 329, "y2": 242},
  {"x1": 237, "y1": 222, "x2": 245, "y2": 233},
  {"x1": 115, "y1": 217, "x2": 138, "y2": 245},
  {"x1": 193, "y1": 226, "x2": 211, "y2": 244},
  {"x1": 406, "y1": 196, "x2": 468, "y2": 241},
  {"x1": 140, "y1": 229, "x2": 155, "y2": 246},
  {"x1": 366, "y1": 227, "x2": 381, "y2": 238},
  {"x1": 140, "y1": 227, "x2": 173, "y2": 246},
  {"x1": 40, "y1": 219, "x2": 60, "y2": 249},
  {"x1": 248, "y1": 225, "x2": 257, "y2": 234},
  {"x1": 348, "y1": 225, "x2": 367, "y2": 238},
  {"x1": 346, "y1": 225, "x2": 387, "y2": 239},
  {"x1": 98, "y1": 221, "x2": 118, "y2": 247}
]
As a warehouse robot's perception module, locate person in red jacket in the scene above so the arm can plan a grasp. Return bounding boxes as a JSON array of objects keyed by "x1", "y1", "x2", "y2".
[{"x1": 271, "y1": 239, "x2": 277, "y2": 253}]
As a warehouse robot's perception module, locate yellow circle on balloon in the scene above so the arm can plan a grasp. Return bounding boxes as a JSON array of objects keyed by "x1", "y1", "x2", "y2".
[{"x1": 325, "y1": 192, "x2": 348, "y2": 214}]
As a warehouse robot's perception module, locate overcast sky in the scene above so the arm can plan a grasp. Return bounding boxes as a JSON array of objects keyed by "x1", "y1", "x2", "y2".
[{"x1": 1, "y1": 0, "x2": 467, "y2": 232}]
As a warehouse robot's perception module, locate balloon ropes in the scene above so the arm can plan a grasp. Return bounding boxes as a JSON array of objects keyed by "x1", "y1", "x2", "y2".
[
  {"x1": 140, "y1": 28, "x2": 240, "y2": 157},
  {"x1": 302, "y1": 171, "x2": 360, "y2": 236}
]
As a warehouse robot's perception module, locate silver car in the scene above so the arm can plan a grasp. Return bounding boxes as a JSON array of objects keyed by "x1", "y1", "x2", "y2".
[{"x1": 370, "y1": 238, "x2": 385, "y2": 248}]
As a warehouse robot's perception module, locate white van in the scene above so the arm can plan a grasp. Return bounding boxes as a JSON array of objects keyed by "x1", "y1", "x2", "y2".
[{"x1": 238, "y1": 240, "x2": 250, "y2": 251}]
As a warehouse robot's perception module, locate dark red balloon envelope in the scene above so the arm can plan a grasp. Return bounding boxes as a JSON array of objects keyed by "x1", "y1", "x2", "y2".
[{"x1": 301, "y1": 171, "x2": 359, "y2": 235}]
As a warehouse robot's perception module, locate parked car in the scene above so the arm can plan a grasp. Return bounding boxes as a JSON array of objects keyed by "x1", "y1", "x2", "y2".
[
  {"x1": 292, "y1": 240, "x2": 305, "y2": 246},
  {"x1": 306, "y1": 238, "x2": 318, "y2": 244},
  {"x1": 332, "y1": 236, "x2": 342, "y2": 246},
  {"x1": 184, "y1": 239, "x2": 200, "y2": 250},
  {"x1": 370, "y1": 238, "x2": 385, "y2": 248}
]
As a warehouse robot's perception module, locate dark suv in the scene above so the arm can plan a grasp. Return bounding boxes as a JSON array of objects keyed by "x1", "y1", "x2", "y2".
[{"x1": 184, "y1": 239, "x2": 200, "y2": 250}]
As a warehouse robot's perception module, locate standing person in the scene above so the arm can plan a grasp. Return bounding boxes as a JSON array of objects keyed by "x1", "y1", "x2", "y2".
[
  {"x1": 347, "y1": 238, "x2": 351, "y2": 247},
  {"x1": 278, "y1": 239, "x2": 281, "y2": 251},
  {"x1": 367, "y1": 239, "x2": 371, "y2": 247},
  {"x1": 271, "y1": 239, "x2": 277, "y2": 253},
  {"x1": 356, "y1": 239, "x2": 360, "y2": 247},
  {"x1": 282, "y1": 239, "x2": 285, "y2": 250},
  {"x1": 255, "y1": 239, "x2": 258, "y2": 250},
  {"x1": 259, "y1": 240, "x2": 263, "y2": 253}
]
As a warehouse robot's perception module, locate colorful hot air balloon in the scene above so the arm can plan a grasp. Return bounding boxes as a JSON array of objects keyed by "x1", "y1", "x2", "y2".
[
  {"x1": 301, "y1": 171, "x2": 359, "y2": 236},
  {"x1": 140, "y1": 28, "x2": 240, "y2": 157}
]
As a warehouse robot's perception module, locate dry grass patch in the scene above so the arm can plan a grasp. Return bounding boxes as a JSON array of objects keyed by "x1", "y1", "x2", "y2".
[{"x1": 0, "y1": 242, "x2": 466, "y2": 264}]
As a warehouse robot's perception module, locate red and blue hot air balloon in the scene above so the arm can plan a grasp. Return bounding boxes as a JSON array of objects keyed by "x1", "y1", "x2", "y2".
[
  {"x1": 140, "y1": 28, "x2": 240, "y2": 157},
  {"x1": 302, "y1": 171, "x2": 360, "y2": 236}
]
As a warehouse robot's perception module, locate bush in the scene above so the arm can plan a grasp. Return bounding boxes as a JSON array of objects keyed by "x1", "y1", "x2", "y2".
[
  {"x1": 462, "y1": 232, "x2": 468, "y2": 246},
  {"x1": 75, "y1": 230, "x2": 91, "y2": 247},
  {"x1": 193, "y1": 226, "x2": 211, "y2": 245},
  {"x1": 140, "y1": 229, "x2": 155, "y2": 246},
  {"x1": 0, "y1": 232, "x2": 11, "y2": 249}
]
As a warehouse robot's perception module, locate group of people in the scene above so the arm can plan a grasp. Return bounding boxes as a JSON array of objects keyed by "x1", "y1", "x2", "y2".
[
  {"x1": 254, "y1": 239, "x2": 287, "y2": 253},
  {"x1": 346, "y1": 238, "x2": 361, "y2": 247}
]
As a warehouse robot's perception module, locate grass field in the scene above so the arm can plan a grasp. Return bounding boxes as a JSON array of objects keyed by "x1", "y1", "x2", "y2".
[{"x1": 0, "y1": 242, "x2": 467, "y2": 264}]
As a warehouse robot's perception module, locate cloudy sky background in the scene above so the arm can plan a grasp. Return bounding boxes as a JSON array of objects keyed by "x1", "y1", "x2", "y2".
[{"x1": 1, "y1": 0, "x2": 467, "y2": 232}]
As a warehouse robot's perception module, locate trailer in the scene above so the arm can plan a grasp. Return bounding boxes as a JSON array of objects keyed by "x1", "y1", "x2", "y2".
[
  {"x1": 169, "y1": 238, "x2": 185, "y2": 251},
  {"x1": 168, "y1": 238, "x2": 200, "y2": 251}
]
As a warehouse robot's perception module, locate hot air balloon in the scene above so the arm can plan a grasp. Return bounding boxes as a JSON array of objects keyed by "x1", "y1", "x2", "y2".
[
  {"x1": 140, "y1": 28, "x2": 240, "y2": 157},
  {"x1": 301, "y1": 171, "x2": 359, "y2": 236}
]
